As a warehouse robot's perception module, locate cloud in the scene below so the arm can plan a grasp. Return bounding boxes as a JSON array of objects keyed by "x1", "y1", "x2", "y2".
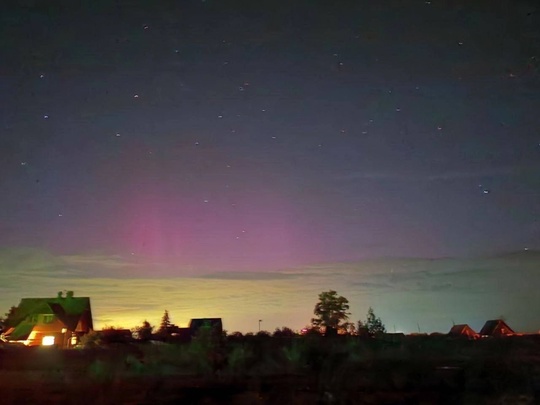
[
  {"x1": 424, "y1": 166, "x2": 523, "y2": 181},
  {"x1": 342, "y1": 165, "x2": 537, "y2": 182},
  {"x1": 0, "y1": 248, "x2": 539, "y2": 333},
  {"x1": 196, "y1": 271, "x2": 297, "y2": 281}
]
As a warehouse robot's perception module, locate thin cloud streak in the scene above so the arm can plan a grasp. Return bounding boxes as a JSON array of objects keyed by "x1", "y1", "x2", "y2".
[
  {"x1": 343, "y1": 165, "x2": 535, "y2": 182},
  {"x1": 1, "y1": 249, "x2": 539, "y2": 334}
]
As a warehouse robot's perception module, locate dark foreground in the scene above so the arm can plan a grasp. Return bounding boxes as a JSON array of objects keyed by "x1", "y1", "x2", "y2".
[{"x1": 1, "y1": 335, "x2": 540, "y2": 404}]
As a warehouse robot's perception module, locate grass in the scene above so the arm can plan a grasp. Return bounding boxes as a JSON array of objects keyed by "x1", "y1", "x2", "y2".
[{"x1": 1, "y1": 335, "x2": 539, "y2": 403}]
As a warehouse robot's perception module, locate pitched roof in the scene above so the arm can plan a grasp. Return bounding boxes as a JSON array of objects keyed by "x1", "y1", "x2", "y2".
[
  {"x1": 5, "y1": 322, "x2": 34, "y2": 341},
  {"x1": 449, "y1": 324, "x2": 478, "y2": 337},
  {"x1": 189, "y1": 318, "x2": 222, "y2": 329},
  {"x1": 479, "y1": 319, "x2": 515, "y2": 336},
  {"x1": 7, "y1": 294, "x2": 93, "y2": 334}
]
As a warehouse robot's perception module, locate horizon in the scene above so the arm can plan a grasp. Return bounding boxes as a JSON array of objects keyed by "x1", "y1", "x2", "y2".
[{"x1": 1, "y1": 247, "x2": 539, "y2": 334}]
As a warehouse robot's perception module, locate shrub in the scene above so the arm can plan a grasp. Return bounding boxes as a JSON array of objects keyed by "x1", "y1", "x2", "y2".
[{"x1": 80, "y1": 330, "x2": 102, "y2": 348}]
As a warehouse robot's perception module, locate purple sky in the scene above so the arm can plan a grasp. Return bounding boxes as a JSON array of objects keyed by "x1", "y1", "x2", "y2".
[{"x1": 1, "y1": 0, "x2": 539, "y2": 271}]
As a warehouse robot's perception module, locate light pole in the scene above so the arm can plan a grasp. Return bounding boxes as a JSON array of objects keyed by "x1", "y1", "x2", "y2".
[{"x1": 258, "y1": 319, "x2": 262, "y2": 332}]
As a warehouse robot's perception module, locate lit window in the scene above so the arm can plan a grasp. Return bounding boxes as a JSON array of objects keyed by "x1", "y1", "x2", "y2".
[{"x1": 42, "y1": 336, "x2": 55, "y2": 346}]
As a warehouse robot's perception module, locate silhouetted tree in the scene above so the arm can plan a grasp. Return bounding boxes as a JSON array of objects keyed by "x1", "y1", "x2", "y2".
[
  {"x1": 342, "y1": 322, "x2": 356, "y2": 335},
  {"x1": 228, "y1": 331, "x2": 244, "y2": 341},
  {"x1": 255, "y1": 330, "x2": 271, "y2": 338},
  {"x1": 157, "y1": 310, "x2": 172, "y2": 337},
  {"x1": 3, "y1": 306, "x2": 18, "y2": 329},
  {"x1": 362, "y1": 307, "x2": 386, "y2": 335},
  {"x1": 311, "y1": 290, "x2": 350, "y2": 336},
  {"x1": 273, "y1": 327, "x2": 296, "y2": 338},
  {"x1": 135, "y1": 320, "x2": 154, "y2": 342}
]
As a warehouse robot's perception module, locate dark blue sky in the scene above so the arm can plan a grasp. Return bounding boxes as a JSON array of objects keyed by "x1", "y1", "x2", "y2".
[{"x1": 1, "y1": 0, "x2": 539, "y2": 270}]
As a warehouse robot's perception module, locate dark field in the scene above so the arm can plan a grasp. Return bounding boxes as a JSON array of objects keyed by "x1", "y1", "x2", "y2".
[{"x1": 1, "y1": 335, "x2": 540, "y2": 404}]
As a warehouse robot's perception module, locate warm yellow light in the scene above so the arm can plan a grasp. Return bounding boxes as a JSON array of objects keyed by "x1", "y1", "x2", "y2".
[{"x1": 42, "y1": 336, "x2": 55, "y2": 346}]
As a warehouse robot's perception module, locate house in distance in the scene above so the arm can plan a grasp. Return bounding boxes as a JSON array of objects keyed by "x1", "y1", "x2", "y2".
[
  {"x1": 167, "y1": 318, "x2": 223, "y2": 342},
  {"x1": 448, "y1": 324, "x2": 479, "y2": 339},
  {"x1": 479, "y1": 319, "x2": 515, "y2": 337},
  {"x1": 1, "y1": 291, "x2": 93, "y2": 347}
]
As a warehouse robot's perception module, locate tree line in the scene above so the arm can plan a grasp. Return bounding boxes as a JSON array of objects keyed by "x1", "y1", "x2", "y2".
[
  {"x1": 130, "y1": 290, "x2": 384, "y2": 341},
  {"x1": 1, "y1": 290, "x2": 385, "y2": 339}
]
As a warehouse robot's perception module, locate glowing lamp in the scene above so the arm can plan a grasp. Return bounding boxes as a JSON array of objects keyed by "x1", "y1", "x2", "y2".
[{"x1": 42, "y1": 336, "x2": 55, "y2": 346}]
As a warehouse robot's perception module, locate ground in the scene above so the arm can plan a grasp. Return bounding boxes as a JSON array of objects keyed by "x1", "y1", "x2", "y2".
[{"x1": 1, "y1": 335, "x2": 539, "y2": 404}]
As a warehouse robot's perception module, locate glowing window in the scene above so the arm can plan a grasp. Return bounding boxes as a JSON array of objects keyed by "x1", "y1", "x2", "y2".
[{"x1": 42, "y1": 336, "x2": 55, "y2": 346}]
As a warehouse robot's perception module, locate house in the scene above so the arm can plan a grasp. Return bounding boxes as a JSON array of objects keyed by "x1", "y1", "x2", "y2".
[
  {"x1": 479, "y1": 319, "x2": 515, "y2": 337},
  {"x1": 189, "y1": 318, "x2": 223, "y2": 337},
  {"x1": 2, "y1": 291, "x2": 93, "y2": 347},
  {"x1": 164, "y1": 318, "x2": 223, "y2": 342},
  {"x1": 448, "y1": 324, "x2": 479, "y2": 339}
]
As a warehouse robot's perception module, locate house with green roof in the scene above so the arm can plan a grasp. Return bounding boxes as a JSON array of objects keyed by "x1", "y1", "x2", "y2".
[{"x1": 2, "y1": 291, "x2": 93, "y2": 347}]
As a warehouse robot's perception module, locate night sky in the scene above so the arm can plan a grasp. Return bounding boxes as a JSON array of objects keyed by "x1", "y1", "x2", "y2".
[{"x1": 1, "y1": 0, "x2": 539, "y2": 332}]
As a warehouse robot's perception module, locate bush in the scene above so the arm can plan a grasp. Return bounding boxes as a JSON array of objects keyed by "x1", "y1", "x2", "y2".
[{"x1": 80, "y1": 330, "x2": 102, "y2": 348}]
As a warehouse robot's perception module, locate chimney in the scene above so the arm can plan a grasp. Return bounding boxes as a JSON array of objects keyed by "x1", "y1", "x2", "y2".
[
  {"x1": 57, "y1": 291, "x2": 63, "y2": 299},
  {"x1": 66, "y1": 291, "x2": 74, "y2": 299}
]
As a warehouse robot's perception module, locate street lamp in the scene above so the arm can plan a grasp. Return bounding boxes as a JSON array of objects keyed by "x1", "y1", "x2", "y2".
[{"x1": 258, "y1": 319, "x2": 262, "y2": 332}]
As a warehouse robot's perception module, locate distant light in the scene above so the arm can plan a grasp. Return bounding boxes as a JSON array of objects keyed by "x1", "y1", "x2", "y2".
[
  {"x1": 43, "y1": 115, "x2": 49, "y2": 119},
  {"x1": 42, "y1": 336, "x2": 55, "y2": 346}
]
